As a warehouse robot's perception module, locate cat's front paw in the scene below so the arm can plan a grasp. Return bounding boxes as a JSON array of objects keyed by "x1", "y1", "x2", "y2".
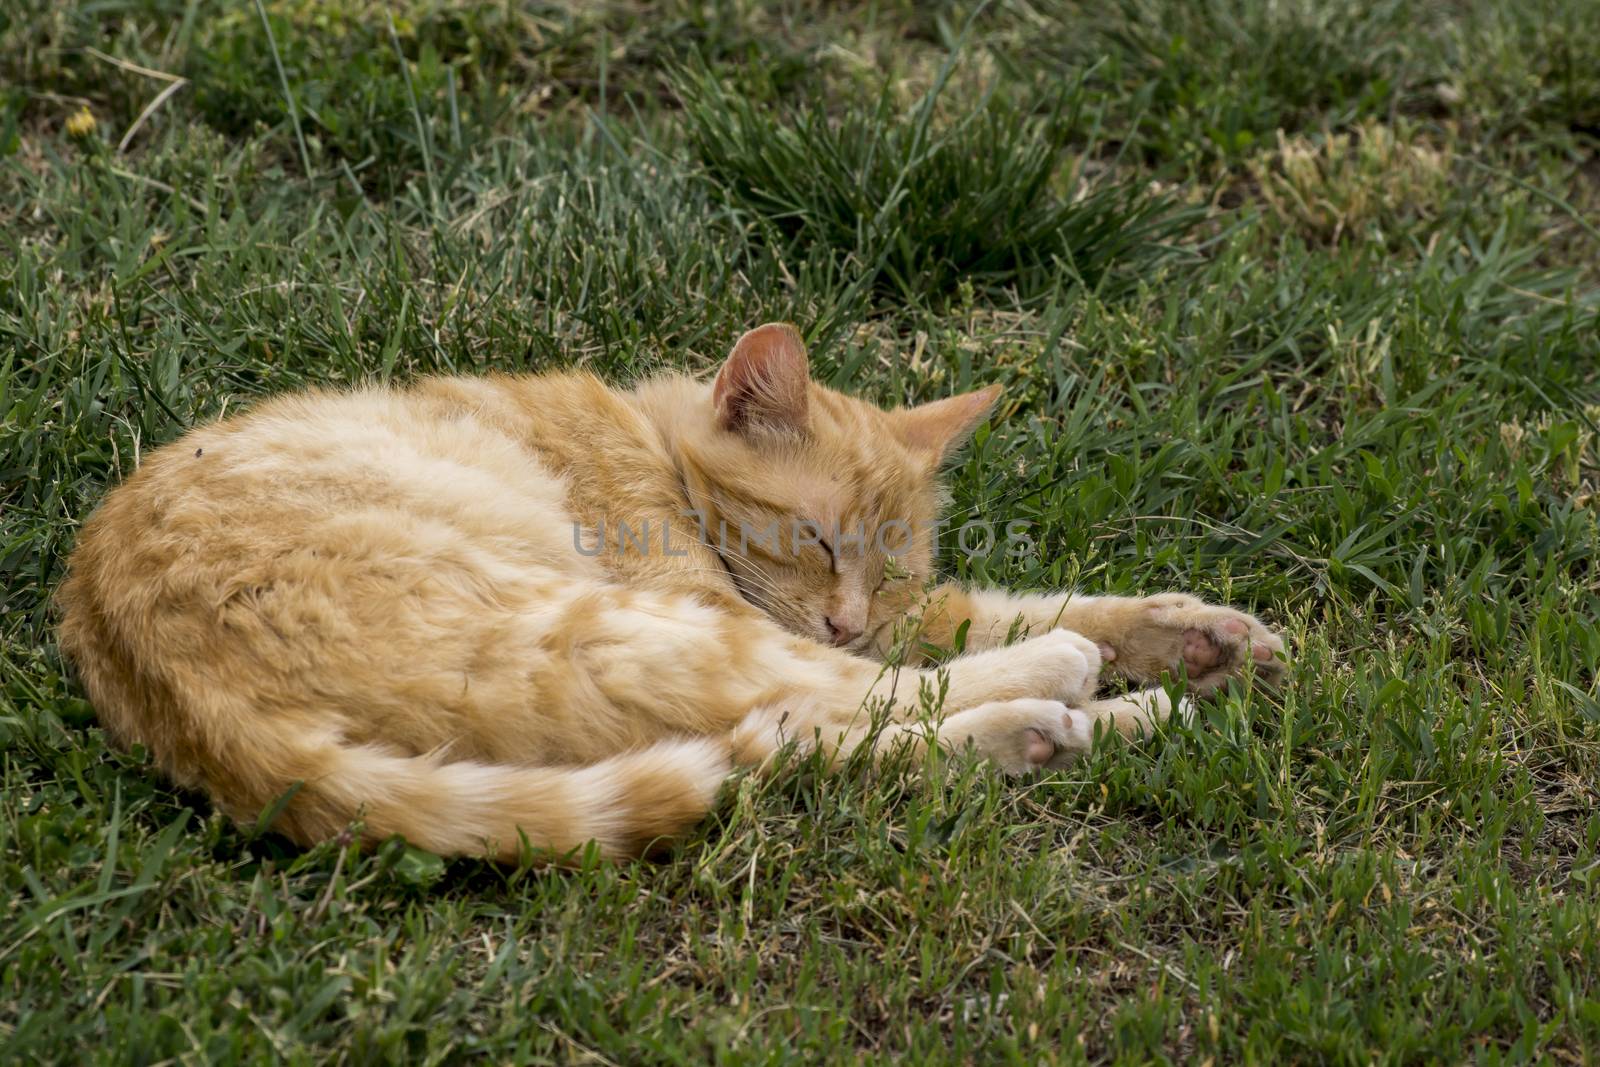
[
  {"x1": 940, "y1": 628, "x2": 1102, "y2": 708},
  {"x1": 1018, "y1": 629, "x2": 1103, "y2": 706},
  {"x1": 1108, "y1": 594, "x2": 1286, "y2": 693}
]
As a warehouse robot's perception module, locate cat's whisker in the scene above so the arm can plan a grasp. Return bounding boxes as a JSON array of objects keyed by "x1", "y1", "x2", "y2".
[
  {"x1": 661, "y1": 561, "x2": 788, "y2": 608},
  {"x1": 700, "y1": 544, "x2": 794, "y2": 604}
]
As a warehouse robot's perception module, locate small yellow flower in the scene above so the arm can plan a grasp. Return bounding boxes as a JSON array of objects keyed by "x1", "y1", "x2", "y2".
[{"x1": 65, "y1": 107, "x2": 97, "y2": 139}]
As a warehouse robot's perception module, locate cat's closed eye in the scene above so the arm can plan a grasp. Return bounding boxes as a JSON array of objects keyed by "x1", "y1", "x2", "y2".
[
  {"x1": 797, "y1": 521, "x2": 835, "y2": 569},
  {"x1": 817, "y1": 537, "x2": 836, "y2": 571}
]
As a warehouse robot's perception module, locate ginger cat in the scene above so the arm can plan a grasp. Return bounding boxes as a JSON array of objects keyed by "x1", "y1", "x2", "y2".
[{"x1": 58, "y1": 324, "x2": 1285, "y2": 860}]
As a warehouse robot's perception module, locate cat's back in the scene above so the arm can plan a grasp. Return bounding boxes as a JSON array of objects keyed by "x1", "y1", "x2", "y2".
[
  {"x1": 65, "y1": 379, "x2": 577, "y2": 590},
  {"x1": 56, "y1": 378, "x2": 603, "y2": 738}
]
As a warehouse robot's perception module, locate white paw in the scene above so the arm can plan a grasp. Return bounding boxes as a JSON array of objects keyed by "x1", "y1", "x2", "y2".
[
  {"x1": 1056, "y1": 705, "x2": 1096, "y2": 758},
  {"x1": 1019, "y1": 629, "x2": 1102, "y2": 706},
  {"x1": 940, "y1": 699, "x2": 1098, "y2": 775}
]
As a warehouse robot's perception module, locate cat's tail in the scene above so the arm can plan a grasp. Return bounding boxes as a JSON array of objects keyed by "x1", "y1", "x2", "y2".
[{"x1": 273, "y1": 734, "x2": 733, "y2": 862}]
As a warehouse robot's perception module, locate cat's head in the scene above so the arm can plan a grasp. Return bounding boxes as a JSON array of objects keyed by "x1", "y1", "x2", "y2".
[{"x1": 681, "y1": 323, "x2": 999, "y2": 653}]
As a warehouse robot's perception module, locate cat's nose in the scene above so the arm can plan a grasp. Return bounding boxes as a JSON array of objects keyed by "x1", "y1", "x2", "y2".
[{"x1": 826, "y1": 616, "x2": 863, "y2": 647}]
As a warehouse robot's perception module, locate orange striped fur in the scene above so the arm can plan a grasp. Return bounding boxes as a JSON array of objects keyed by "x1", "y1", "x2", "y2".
[{"x1": 57, "y1": 324, "x2": 1285, "y2": 860}]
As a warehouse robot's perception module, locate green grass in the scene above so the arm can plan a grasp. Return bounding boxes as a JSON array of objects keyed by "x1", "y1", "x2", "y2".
[{"x1": 3, "y1": 0, "x2": 1600, "y2": 1062}]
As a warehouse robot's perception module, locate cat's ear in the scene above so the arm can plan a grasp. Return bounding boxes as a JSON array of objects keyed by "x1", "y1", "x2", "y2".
[
  {"x1": 893, "y1": 384, "x2": 1002, "y2": 460},
  {"x1": 713, "y1": 323, "x2": 811, "y2": 435}
]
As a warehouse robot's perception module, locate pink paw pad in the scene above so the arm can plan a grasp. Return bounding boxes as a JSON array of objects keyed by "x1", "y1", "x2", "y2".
[
  {"x1": 1182, "y1": 630, "x2": 1223, "y2": 670},
  {"x1": 1023, "y1": 728, "x2": 1055, "y2": 766}
]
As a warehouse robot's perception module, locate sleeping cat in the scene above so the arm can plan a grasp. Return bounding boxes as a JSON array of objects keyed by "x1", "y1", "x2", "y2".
[{"x1": 57, "y1": 323, "x2": 1285, "y2": 860}]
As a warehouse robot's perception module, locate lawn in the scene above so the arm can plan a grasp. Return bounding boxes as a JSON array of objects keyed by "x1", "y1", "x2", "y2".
[{"x1": 3, "y1": 1, "x2": 1599, "y2": 1062}]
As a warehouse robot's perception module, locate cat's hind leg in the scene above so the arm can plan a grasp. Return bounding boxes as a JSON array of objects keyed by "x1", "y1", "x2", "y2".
[
  {"x1": 727, "y1": 695, "x2": 1084, "y2": 773},
  {"x1": 729, "y1": 685, "x2": 1189, "y2": 774},
  {"x1": 947, "y1": 687, "x2": 1193, "y2": 771}
]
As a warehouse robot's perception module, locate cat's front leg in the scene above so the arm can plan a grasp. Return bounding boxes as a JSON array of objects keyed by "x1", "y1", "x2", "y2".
[
  {"x1": 920, "y1": 584, "x2": 1286, "y2": 694},
  {"x1": 1070, "y1": 593, "x2": 1286, "y2": 692},
  {"x1": 934, "y1": 628, "x2": 1103, "y2": 709}
]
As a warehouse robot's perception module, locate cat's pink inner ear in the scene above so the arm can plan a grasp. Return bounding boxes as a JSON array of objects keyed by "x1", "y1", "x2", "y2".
[
  {"x1": 895, "y1": 384, "x2": 1002, "y2": 458},
  {"x1": 713, "y1": 323, "x2": 811, "y2": 434}
]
